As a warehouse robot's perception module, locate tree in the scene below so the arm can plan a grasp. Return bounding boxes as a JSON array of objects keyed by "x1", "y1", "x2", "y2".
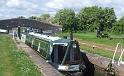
[
  {"x1": 55, "y1": 8, "x2": 77, "y2": 40},
  {"x1": 112, "y1": 16, "x2": 124, "y2": 34},
  {"x1": 97, "y1": 7, "x2": 116, "y2": 32},
  {"x1": 17, "y1": 16, "x2": 26, "y2": 19},
  {"x1": 77, "y1": 6, "x2": 116, "y2": 32},
  {"x1": 55, "y1": 8, "x2": 76, "y2": 31},
  {"x1": 28, "y1": 16, "x2": 37, "y2": 20},
  {"x1": 40, "y1": 14, "x2": 50, "y2": 22},
  {"x1": 78, "y1": 6, "x2": 101, "y2": 32},
  {"x1": 48, "y1": 16, "x2": 56, "y2": 24}
]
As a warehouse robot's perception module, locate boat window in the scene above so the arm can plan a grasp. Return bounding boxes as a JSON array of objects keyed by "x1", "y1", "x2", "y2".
[
  {"x1": 64, "y1": 42, "x2": 81, "y2": 64},
  {"x1": 51, "y1": 45, "x2": 67, "y2": 64}
]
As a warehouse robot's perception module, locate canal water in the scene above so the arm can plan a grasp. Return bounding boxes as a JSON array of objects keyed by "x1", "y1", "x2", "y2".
[
  {"x1": 81, "y1": 52, "x2": 116, "y2": 76},
  {"x1": 94, "y1": 65, "x2": 116, "y2": 76},
  {"x1": 94, "y1": 65, "x2": 105, "y2": 76}
]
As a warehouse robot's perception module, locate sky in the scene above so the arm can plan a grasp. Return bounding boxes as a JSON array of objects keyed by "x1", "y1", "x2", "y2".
[{"x1": 0, "y1": 0, "x2": 124, "y2": 19}]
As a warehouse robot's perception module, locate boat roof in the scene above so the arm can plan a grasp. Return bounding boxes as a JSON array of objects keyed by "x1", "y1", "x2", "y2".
[
  {"x1": 52, "y1": 39, "x2": 71, "y2": 43},
  {"x1": 29, "y1": 32, "x2": 61, "y2": 41},
  {"x1": 52, "y1": 39, "x2": 71, "y2": 46}
]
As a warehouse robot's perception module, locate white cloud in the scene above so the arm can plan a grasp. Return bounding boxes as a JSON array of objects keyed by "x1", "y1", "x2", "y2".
[
  {"x1": 115, "y1": 8, "x2": 124, "y2": 19},
  {"x1": 0, "y1": 13, "x2": 2, "y2": 17},
  {"x1": 45, "y1": 0, "x2": 124, "y2": 19},
  {"x1": 96, "y1": 0, "x2": 112, "y2": 5},
  {"x1": 6, "y1": 0, "x2": 38, "y2": 10},
  {"x1": 6, "y1": 0, "x2": 20, "y2": 7},
  {"x1": 0, "y1": 0, "x2": 124, "y2": 19},
  {"x1": 45, "y1": 0, "x2": 93, "y2": 9},
  {"x1": 108, "y1": 0, "x2": 124, "y2": 19},
  {"x1": 24, "y1": 2, "x2": 38, "y2": 12},
  {"x1": 45, "y1": 0, "x2": 64, "y2": 9}
]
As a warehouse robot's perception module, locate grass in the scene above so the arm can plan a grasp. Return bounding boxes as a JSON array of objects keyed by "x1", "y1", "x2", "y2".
[
  {"x1": 74, "y1": 32, "x2": 124, "y2": 47},
  {"x1": 0, "y1": 34, "x2": 42, "y2": 76},
  {"x1": 56, "y1": 32, "x2": 124, "y2": 60},
  {"x1": 79, "y1": 44, "x2": 123, "y2": 61},
  {"x1": 57, "y1": 32, "x2": 124, "y2": 47}
]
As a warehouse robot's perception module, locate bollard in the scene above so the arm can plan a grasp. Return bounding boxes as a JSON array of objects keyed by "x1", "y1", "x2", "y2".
[{"x1": 18, "y1": 26, "x2": 21, "y2": 39}]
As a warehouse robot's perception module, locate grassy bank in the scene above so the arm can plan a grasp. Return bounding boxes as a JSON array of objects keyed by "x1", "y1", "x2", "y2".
[
  {"x1": 57, "y1": 32, "x2": 124, "y2": 47},
  {"x1": 74, "y1": 32, "x2": 124, "y2": 47},
  {"x1": 0, "y1": 34, "x2": 42, "y2": 76},
  {"x1": 79, "y1": 44, "x2": 123, "y2": 61}
]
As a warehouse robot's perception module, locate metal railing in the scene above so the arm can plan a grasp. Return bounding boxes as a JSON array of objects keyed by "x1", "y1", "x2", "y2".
[{"x1": 112, "y1": 43, "x2": 124, "y2": 66}]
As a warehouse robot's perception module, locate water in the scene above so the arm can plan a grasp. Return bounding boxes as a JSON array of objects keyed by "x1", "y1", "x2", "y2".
[
  {"x1": 94, "y1": 65, "x2": 105, "y2": 76},
  {"x1": 80, "y1": 52, "x2": 116, "y2": 76},
  {"x1": 94, "y1": 65, "x2": 115, "y2": 76}
]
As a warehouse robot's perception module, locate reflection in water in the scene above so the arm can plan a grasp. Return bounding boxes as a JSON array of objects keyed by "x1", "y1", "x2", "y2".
[
  {"x1": 81, "y1": 52, "x2": 95, "y2": 76},
  {"x1": 95, "y1": 71, "x2": 104, "y2": 76},
  {"x1": 81, "y1": 52, "x2": 114, "y2": 76},
  {"x1": 94, "y1": 65, "x2": 105, "y2": 76}
]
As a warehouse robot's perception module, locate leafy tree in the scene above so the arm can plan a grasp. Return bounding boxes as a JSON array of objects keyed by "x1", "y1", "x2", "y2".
[
  {"x1": 97, "y1": 7, "x2": 116, "y2": 32},
  {"x1": 55, "y1": 8, "x2": 76, "y2": 31},
  {"x1": 28, "y1": 14, "x2": 53, "y2": 24},
  {"x1": 78, "y1": 6, "x2": 101, "y2": 32},
  {"x1": 28, "y1": 16, "x2": 42, "y2": 22},
  {"x1": 35, "y1": 17, "x2": 42, "y2": 22},
  {"x1": 55, "y1": 8, "x2": 77, "y2": 39},
  {"x1": 77, "y1": 6, "x2": 116, "y2": 32},
  {"x1": 17, "y1": 16, "x2": 26, "y2": 19},
  {"x1": 48, "y1": 16, "x2": 56, "y2": 24},
  {"x1": 40, "y1": 14, "x2": 50, "y2": 22},
  {"x1": 112, "y1": 16, "x2": 124, "y2": 34},
  {"x1": 28, "y1": 16, "x2": 37, "y2": 20}
]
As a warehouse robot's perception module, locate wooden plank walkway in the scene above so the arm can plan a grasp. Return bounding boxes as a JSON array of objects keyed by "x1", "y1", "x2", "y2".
[{"x1": 15, "y1": 38, "x2": 63, "y2": 76}]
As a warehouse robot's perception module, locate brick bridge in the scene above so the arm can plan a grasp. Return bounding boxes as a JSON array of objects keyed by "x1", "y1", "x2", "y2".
[{"x1": 0, "y1": 18, "x2": 61, "y2": 33}]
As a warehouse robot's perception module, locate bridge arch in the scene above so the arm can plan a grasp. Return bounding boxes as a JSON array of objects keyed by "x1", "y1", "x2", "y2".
[{"x1": 0, "y1": 19, "x2": 61, "y2": 33}]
